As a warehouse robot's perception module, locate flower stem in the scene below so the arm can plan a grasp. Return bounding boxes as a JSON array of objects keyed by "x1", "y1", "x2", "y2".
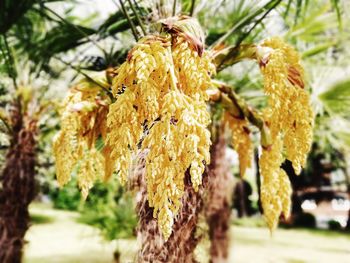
[
  {"x1": 209, "y1": 80, "x2": 272, "y2": 148},
  {"x1": 119, "y1": 0, "x2": 139, "y2": 41},
  {"x1": 127, "y1": 0, "x2": 146, "y2": 36}
]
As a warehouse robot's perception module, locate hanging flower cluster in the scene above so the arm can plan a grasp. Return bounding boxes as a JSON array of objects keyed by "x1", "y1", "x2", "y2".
[
  {"x1": 224, "y1": 112, "x2": 252, "y2": 176},
  {"x1": 106, "y1": 32, "x2": 214, "y2": 239},
  {"x1": 257, "y1": 37, "x2": 313, "y2": 230},
  {"x1": 53, "y1": 80, "x2": 112, "y2": 199},
  {"x1": 53, "y1": 16, "x2": 314, "y2": 239}
]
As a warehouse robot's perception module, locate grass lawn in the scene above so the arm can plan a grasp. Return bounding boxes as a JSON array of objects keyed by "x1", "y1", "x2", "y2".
[
  {"x1": 230, "y1": 226, "x2": 350, "y2": 263},
  {"x1": 24, "y1": 204, "x2": 137, "y2": 263},
  {"x1": 24, "y1": 204, "x2": 350, "y2": 263}
]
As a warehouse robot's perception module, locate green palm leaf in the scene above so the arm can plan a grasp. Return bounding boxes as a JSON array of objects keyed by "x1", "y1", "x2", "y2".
[{"x1": 319, "y1": 79, "x2": 350, "y2": 117}]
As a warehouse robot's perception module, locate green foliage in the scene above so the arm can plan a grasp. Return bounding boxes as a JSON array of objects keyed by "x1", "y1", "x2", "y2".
[
  {"x1": 30, "y1": 213, "x2": 54, "y2": 224},
  {"x1": 313, "y1": 77, "x2": 350, "y2": 153},
  {"x1": 232, "y1": 217, "x2": 267, "y2": 228},
  {"x1": 28, "y1": 24, "x2": 96, "y2": 69},
  {"x1": 0, "y1": 0, "x2": 40, "y2": 34},
  {"x1": 79, "y1": 180, "x2": 137, "y2": 240},
  {"x1": 319, "y1": 79, "x2": 350, "y2": 117},
  {"x1": 50, "y1": 178, "x2": 82, "y2": 211},
  {"x1": 200, "y1": 0, "x2": 283, "y2": 46},
  {"x1": 328, "y1": 219, "x2": 342, "y2": 230},
  {"x1": 48, "y1": 176, "x2": 138, "y2": 240}
]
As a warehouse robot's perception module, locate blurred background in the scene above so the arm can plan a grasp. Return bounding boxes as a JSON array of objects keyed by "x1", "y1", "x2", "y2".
[{"x1": 0, "y1": 0, "x2": 349, "y2": 262}]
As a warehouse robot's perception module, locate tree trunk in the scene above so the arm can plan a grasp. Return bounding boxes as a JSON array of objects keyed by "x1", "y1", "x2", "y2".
[
  {"x1": 134, "y1": 150, "x2": 206, "y2": 263},
  {"x1": 233, "y1": 180, "x2": 248, "y2": 218},
  {"x1": 345, "y1": 153, "x2": 350, "y2": 230},
  {"x1": 254, "y1": 148, "x2": 263, "y2": 214},
  {"x1": 282, "y1": 160, "x2": 303, "y2": 215},
  {"x1": 0, "y1": 101, "x2": 37, "y2": 263},
  {"x1": 204, "y1": 131, "x2": 233, "y2": 263}
]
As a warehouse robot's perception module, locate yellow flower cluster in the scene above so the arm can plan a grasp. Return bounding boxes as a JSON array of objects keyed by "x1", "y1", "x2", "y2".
[
  {"x1": 53, "y1": 81, "x2": 110, "y2": 199},
  {"x1": 106, "y1": 34, "x2": 214, "y2": 239},
  {"x1": 142, "y1": 91, "x2": 211, "y2": 238},
  {"x1": 172, "y1": 37, "x2": 214, "y2": 99},
  {"x1": 224, "y1": 113, "x2": 252, "y2": 176},
  {"x1": 105, "y1": 89, "x2": 143, "y2": 184},
  {"x1": 106, "y1": 36, "x2": 173, "y2": 185},
  {"x1": 259, "y1": 137, "x2": 291, "y2": 230},
  {"x1": 258, "y1": 37, "x2": 313, "y2": 230},
  {"x1": 282, "y1": 88, "x2": 313, "y2": 175}
]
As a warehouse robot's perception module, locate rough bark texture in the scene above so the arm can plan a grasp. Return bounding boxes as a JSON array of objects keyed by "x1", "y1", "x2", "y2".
[
  {"x1": 0, "y1": 101, "x2": 37, "y2": 263},
  {"x1": 204, "y1": 132, "x2": 233, "y2": 263},
  {"x1": 134, "y1": 150, "x2": 207, "y2": 263}
]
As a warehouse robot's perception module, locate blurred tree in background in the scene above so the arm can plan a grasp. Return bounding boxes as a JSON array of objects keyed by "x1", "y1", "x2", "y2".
[{"x1": 79, "y1": 180, "x2": 137, "y2": 241}]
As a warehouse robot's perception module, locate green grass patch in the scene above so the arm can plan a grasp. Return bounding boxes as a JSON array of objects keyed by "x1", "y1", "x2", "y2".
[
  {"x1": 30, "y1": 213, "x2": 54, "y2": 224},
  {"x1": 285, "y1": 258, "x2": 306, "y2": 263},
  {"x1": 232, "y1": 216, "x2": 267, "y2": 228}
]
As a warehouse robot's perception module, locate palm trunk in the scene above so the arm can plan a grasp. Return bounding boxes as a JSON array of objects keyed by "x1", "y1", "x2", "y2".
[
  {"x1": 204, "y1": 131, "x2": 233, "y2": 263},
  {"x1": 234, "y1": 180, "x2": 248, "y2": 218},
  {"x1": 0, "y1": 101, "x2": 37, "y2": 263},
  {"x1": 255, "y1": 148, "x2": 263, "y2": 214}
]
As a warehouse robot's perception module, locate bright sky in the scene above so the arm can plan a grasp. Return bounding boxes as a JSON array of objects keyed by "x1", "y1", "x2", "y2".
[{"x1": 51, "y1": 0, "x2": 118, "y2": 23}]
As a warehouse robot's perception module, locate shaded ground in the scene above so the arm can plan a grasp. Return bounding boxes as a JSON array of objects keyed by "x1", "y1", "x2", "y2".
[{"x1": 24, "y1": 204, "x2": 350, "y2": 263}]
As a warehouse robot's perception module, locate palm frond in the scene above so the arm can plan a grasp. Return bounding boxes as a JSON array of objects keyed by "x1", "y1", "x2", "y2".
[
  {"x1": 0, "y1": 0, "x2": 67, "y2": 34},
  {"x1": 0, "y1": 0, "x2": 38, "y2": 34},
  {"x1": 30, "y1": 24, "x2": 96, "y2": 65},
  {"x1": 330, "y1": 0, "x2": 342, "y2": 28},
  {"x1": 286, "y1": 4, "x2": 338, "y2": 43},
  {"x1": 207, "y1": 0, "x2": 283, "y2": 47},
  {"x1": 318, "y1": 79, "x2": 350, "y2": 117},
  {"x1": 301, "y1": 41, "x2": 337, "y2": 58}
]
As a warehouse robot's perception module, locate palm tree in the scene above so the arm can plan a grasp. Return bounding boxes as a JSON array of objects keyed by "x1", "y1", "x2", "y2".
[
  {"x1": 0, "y1": 89, "x2": 38, "y2": 263},
  {"x1": 207, "y1": 1, "x2": 348, "y2": 260},
  {"x1": 37, "y1": 1, "x2": 350, "y2": 262},
  {"x1": 1, "y1": 1, "x2": 348, "y2": 263}
]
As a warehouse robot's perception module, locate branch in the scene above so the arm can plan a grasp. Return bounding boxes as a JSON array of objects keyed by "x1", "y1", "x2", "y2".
[
  {"x1": 190, "y1": 0, "x2": 196, "y2": 16},
  {"x1": 172, "y1": 0, "x2": 177, "y2": 16},
  {"x1": 43, "y1": 5, "x2": 106, "y2": 54},
  {"x1": 212, "y1": 44, "x2": 258, "y2": 72},
  {"x1": 119, "y1": 0, "x2": 139, "y2": 41},
  {"x1": 235, "y1": 0, "x2": 282, "y2": 46},
  {"x1": 127, "y1": 0, "x2": 146, "y2": 36},
  {"x1": 53, "y1": 56, "x2": 114, "y2": 100},
  {"x1": 133, "y1": 0, "x2": 146, "y2": 17},
  {"x1": 211, "y1": 0, "x2": 281, "y2": 49},
  {"x1": 209, "y1": 80, "x2": 272, "y2": 149}
]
